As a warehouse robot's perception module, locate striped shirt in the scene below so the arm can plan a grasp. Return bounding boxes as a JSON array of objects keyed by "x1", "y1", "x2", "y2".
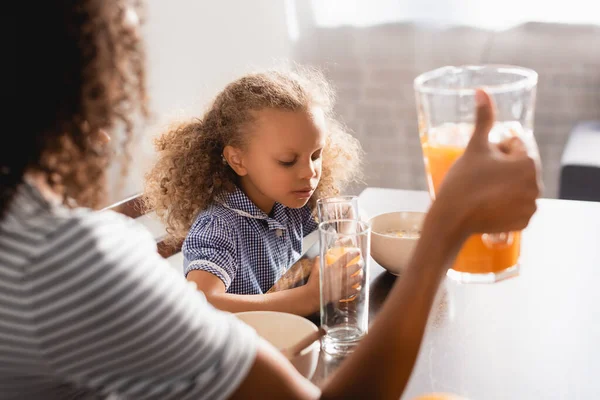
[
  {"x1": 183, "y1": 186, "x2": 318, "y2": 295},
  {"x1": 0, "y1": 182, "x2": 258, "y2": 400}
]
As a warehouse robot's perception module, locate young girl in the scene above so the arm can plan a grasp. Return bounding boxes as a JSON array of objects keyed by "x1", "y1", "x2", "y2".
[{"x1": 144, "y1": 68, "x2": 363, "y2": 316}]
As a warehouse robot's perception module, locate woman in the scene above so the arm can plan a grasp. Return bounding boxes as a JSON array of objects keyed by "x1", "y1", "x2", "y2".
[{"x1": 0, "y1": 1, "x2": 539, "y2": 399}]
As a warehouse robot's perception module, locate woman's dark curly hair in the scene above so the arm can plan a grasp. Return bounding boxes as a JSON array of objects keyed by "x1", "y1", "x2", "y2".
[{"x1": 1, "y1": 0, "x2": 147, "y2": 217}]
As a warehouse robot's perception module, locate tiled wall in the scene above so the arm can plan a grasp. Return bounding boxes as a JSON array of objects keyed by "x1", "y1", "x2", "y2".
[{"x1": 294, "y1": 22, "x2": 600, "y2": 198}]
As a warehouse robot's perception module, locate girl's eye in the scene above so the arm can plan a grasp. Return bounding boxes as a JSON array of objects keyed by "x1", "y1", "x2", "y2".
[
  {"x1": 278, "y1": 160, "x2": 296, "y2": 167},
  {"x1": 311, "y1": 150, "x2": 323, "y2": 161}
]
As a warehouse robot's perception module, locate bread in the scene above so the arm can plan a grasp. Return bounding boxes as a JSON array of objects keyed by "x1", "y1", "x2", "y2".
[{"x1": 267, "y1": 257, "x2": 315, "y2": 293}]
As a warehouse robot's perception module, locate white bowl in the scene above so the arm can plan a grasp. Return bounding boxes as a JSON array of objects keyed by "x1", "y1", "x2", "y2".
[
  {"x1": 234, "y1": 311, "x2": 320, "y2": 379},
  {"x1": 369, "y1": 211, "x2": 426, "y2": 275}
]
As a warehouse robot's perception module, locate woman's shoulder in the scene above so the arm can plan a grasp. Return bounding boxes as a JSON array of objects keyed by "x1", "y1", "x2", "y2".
[
  {"x1": 2, "y1": 191, "x2": 159, "y2": 281},
  {"x1": 3, "y1": 184, "x2": 149, "y2": 247},
  {"x1": 55, "y1": 207, "x2": 156, "y2": 252}
]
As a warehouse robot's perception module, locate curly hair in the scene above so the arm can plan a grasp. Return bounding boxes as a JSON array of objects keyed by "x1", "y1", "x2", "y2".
[
  {"x1": 144, "y1": 67, "x2": 363, "y2": 243},
  {"x1": 1, "y1": 0, "x2": 147, "y2": 217}
]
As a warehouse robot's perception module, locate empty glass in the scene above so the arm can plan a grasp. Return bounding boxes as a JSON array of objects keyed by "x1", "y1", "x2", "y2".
[{"x1": 316, "y1": 195, "x2": 360, "y2": 222}]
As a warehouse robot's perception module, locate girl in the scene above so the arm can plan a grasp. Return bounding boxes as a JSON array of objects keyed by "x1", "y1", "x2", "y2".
[{"x1": 144, "y1": 68, "x2": 363, "y2": 316}]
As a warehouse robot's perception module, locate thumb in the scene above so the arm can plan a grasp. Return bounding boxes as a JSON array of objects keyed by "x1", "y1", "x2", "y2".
[{"x1": 467, "y1": 89, "x2": 495, "y2": 151}]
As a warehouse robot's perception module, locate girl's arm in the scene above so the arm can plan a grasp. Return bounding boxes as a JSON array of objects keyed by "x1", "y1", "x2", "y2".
[{"x1": 187, "y1": 258, "x2": 361, "y2": 316}]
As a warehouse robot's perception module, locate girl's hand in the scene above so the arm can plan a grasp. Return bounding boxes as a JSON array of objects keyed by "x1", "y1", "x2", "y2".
[{"x1": 304, "y1": 250, "x2": 364, "y2": 312}]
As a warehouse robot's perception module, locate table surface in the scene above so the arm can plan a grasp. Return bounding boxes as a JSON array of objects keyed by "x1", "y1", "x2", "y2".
[{"x1": 310, "y1": 187, "x2": 600, "y2": 400}]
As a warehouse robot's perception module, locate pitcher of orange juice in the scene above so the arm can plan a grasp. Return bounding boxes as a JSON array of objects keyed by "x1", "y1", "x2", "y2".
[{"x1": 413, "y1": 65, "x2": 540, "y2": 283}]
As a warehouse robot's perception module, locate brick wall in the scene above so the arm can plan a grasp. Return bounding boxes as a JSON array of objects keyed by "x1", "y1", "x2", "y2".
[{"x1": 294, "y1": 22, "x2": 600, "y2": 198}]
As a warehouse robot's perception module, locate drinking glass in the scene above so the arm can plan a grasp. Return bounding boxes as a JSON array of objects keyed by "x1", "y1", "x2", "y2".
[
  {"x1": 319, "y1": 219, "x2": 370, "y2": 355},
  {"x1": 316, "y1": 195, "x2": 360, "y2": 222}
]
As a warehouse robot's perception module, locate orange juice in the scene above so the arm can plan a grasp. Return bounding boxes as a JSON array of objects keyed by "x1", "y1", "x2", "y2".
[
  {"x1": 325, "y1": 247, "x2": 361, "y2": 267},
  {"x1": 325, "y1": 247, "x2": 362, "y2": 302},
  {"x1": 421, "y1": 127, "x2": 521, "y2": 275}
]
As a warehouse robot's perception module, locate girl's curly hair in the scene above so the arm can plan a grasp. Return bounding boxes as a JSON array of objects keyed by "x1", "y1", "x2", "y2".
[
  {"x1": 1, "y1": 0, "x2": 147, "y2": 217},
  {"x1": 144, "y1": 67, "x2": 363, "y2": 243}
]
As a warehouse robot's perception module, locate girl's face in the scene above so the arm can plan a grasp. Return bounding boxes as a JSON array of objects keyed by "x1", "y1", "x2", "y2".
[{"x1": 224, "y1": 107, "x2": 326, "y2": 214}]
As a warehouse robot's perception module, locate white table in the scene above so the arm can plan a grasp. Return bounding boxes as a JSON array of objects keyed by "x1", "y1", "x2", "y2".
[{"x1": 313, "y1": 187, "x2": 600, "y2": 400}]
